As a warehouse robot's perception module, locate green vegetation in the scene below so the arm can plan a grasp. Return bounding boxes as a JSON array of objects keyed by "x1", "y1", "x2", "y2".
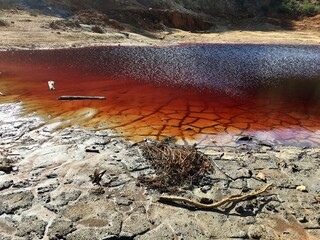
[{"x1": 276, "y1": 0, "x2": 320, "y2": 17}]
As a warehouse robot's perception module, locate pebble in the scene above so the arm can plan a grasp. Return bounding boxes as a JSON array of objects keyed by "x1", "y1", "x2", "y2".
[
  {"x1": 200, "y1": 185, "x2": 212, "y2": 193},
  {"x1": 297, "y1": 216, "x2": 308, "y2": 223},
  {"x1": 0, "y1": 180, "x2": 13, "y2": 191},
  {"x1": 256, "y1": 172, "x2": 266, "y2": 181},
  {"x1": 296, "y1": 185, "x2": 308, "y2": 192}
]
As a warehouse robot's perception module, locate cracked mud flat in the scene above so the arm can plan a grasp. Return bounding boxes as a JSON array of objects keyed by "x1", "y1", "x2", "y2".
[{"x1": 0, "y1": 102, "x2": 320, "y2": 240}]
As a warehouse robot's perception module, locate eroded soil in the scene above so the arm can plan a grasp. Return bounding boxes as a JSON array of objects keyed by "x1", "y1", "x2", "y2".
[{"x1": 0, "y1": 9, "x2": 320, "y2": 50}]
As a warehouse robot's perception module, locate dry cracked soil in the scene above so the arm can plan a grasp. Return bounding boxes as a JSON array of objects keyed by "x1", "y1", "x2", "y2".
[{"x1": 0, "y1": 101, "x2": 319, "y2": 240}]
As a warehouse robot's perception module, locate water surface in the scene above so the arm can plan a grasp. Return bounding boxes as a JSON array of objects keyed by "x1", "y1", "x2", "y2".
[{"x1": 0, "y1": 45, "x2": 320, "y2": 146}]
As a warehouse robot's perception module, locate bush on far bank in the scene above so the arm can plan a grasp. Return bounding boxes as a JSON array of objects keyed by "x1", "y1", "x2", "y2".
[{"x1": 275, "y1": 0, "x2": 320, "y2": 17}]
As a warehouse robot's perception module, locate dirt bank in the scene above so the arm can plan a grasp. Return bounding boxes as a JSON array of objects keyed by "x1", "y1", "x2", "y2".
[{"x1": 0, "y1": 9, "x2": 320, "y2": 50}]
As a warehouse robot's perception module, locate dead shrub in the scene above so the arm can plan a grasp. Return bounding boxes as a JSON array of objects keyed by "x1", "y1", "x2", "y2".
[{"x1": 138, "y1": 139, "x2": 214, "y2": 192}]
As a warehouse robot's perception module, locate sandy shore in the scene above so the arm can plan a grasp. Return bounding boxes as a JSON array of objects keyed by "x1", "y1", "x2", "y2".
[{"x1": 0, "y1": 8, "x2": 320, "y2": 240}]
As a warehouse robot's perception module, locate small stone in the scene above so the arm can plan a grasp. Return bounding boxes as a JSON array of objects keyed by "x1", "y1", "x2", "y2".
[
  {"x1": 89, "y1": 187, "x2": 105, "y2": 195},
  {"x1": 85, "y1": 146, "x2": 100, "y2": 153},
  {"x1": 256, "y1": 172, "x2": 266, "y2": 182},
  {"x1": 200, "y1": 197, "x2": 213, "y2": 204},
  {"x1": 200, "y1": 185, "x2": 212, "y2": 193},
  {"x1": 92, "y1": 25, "x2": 105, "y2": 33},
  {"x1": 296, "y1": 185, "x2": 308, "y2": 192},
  {"x1": 46, "y1": 173, "x2": 58, "y2": 179},
  {"x1": 297, "y1": 216, "x2": 308, "y2": 223},
  {"x1": 116, "y1": 197, "x2": 133, "y2": 206},
  {"x1": 0, "y1": 180, "x2": 13, "y2": 191},
  {"x1": 237, "y1": 135, "x2": 253, "y2": 142},
  {"x1": 13, "y1": 122, "x2": 23, "y2": 128},
  {"x1": 235, "y1": 206, "x2": 245, "y2": 214}
]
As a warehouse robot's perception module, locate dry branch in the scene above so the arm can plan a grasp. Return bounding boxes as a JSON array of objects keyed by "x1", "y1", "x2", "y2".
[
  {"x1": 58, "y1": 96, "x2": 105, "y2": 100},
  {"x1": 159, "y1": 183, "x2": 273, "y2": 209}
]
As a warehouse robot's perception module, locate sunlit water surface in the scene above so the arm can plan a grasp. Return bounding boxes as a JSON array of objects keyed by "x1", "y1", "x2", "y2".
[{"x1": 0, "y1": 45, "x2": 320, "y2": 146}]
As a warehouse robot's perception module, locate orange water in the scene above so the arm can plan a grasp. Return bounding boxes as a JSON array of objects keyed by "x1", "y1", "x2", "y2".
[{"x1": 0, "y1": 45, "x2": 320, "y2": 146}]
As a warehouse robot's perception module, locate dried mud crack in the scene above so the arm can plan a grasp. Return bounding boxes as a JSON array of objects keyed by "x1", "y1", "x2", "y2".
[{"x1": 0, "y1": 102, "x2": 319, "y2": 239}]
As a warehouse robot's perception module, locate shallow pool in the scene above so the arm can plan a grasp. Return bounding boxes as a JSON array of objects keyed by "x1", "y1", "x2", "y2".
[{"x1": 0, "y1": 44, "x2": 320, "y2": 146}]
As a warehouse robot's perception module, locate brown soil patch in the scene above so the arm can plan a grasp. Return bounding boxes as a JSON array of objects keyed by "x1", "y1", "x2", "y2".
[{"x1": 291, "y1": 15, "x2": 320, "y2": 31}]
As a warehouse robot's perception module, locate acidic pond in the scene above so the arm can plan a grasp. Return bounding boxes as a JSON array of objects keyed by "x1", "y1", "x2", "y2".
[{"x1": 0, "y1": 45, "x2": 320, "y2": 146}]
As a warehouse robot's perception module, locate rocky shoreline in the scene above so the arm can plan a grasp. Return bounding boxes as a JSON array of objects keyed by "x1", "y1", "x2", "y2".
[{"x1": 0, "y1": 102, "x2": 319, "y2": 240}]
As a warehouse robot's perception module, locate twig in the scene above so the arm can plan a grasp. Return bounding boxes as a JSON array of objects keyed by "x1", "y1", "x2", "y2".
[
  {"x1": 58, "y1": 96, "x2": 106, "y2": 100},
  {"x1": 0, "y1": 91, "x2": 6, "y2": 96},
  {"x1": 159, "y1": 183, "x2": 273, "y2": 209}
]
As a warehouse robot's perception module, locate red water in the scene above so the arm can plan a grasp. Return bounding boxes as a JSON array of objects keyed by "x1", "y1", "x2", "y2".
[{"x1": 1, "y1": 46, "x2": 320, "y2": 146}]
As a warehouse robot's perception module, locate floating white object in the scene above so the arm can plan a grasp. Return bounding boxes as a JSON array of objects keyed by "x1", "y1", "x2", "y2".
[{"x1": 48, "y1": 80, "x2": 55, "y2": 91}]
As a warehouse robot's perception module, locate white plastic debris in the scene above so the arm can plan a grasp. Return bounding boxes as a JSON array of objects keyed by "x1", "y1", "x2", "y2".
[{"x1": 48, "y1": 80, "x2": 55, "y2": 91}]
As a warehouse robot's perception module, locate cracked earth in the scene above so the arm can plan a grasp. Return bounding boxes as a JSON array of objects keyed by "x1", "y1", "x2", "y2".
[{"x1": 0, "y1": 102, "x2": 319, "y2": 240}]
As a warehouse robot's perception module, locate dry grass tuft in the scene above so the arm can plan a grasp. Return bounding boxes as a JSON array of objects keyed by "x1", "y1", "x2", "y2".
[{"x1": 138, "y1": 139, "x2": 214, "y2": 192}]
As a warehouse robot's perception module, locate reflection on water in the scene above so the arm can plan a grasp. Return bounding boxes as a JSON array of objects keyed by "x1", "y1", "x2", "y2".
[{"x1": 0, "y1": 45, "x2": 320, "y2": 146}]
